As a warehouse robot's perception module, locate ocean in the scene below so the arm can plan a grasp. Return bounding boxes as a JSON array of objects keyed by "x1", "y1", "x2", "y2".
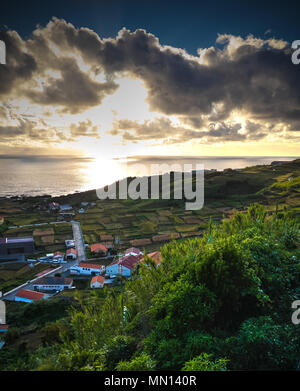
[{"x1": 0, "y1": 155, "x2": 297, "y2": 198}]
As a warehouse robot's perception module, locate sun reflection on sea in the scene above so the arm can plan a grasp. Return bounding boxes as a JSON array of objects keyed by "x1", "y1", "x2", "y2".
[{"x1": 79, "y1": 157, "x2": 129, "y2": 192}]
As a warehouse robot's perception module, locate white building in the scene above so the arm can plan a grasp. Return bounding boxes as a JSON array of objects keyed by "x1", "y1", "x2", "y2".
[
  {"x1": 124, "y1": 247, "x2": 143, "y2": 257},
  {"x1": 90, "y1": 275, "x2": 105, "y2": 288},
  {"x1": 32, "y1": 277, "x2": 73, "y2": 292},
  {"x1": 70, "y1": 262, "x2": 105, "y2": 276},
  {"x1": 106, "y1": 254, "x2": 142, "y2": 278},
  {"x1": 66, "y1": 248, "x2": 77, "y2": 260}
]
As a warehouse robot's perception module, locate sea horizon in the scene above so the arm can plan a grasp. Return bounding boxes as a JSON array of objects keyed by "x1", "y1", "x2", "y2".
[{"x1": 0, "y1": 155, "x2": 298, "y2": 198}]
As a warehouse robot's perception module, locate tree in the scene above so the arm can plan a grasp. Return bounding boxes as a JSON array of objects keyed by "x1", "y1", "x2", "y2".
[{"x1": 182, "y1": 353, "x2": 228, "y2": 371}]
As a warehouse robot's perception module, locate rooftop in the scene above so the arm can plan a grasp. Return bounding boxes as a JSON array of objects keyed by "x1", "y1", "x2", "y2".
[
  {"x1": 90, "y1": 243, "x2": 108, "y2": 253},
  {"x1": 15, "y1": 289, "x2": 46, "y2": 301},
  {"x1": 78, "y1": 262, "x2": 104, "y2": 270},
  {"x1": 0, "y1": 237, "x2": 34, "y2": 245},
  {"x1": 33, "y1": 276, "x2": 73, "y2": 285},
  {"x1": 91, "y1": 275, "x2": 105, "y2": 284}
]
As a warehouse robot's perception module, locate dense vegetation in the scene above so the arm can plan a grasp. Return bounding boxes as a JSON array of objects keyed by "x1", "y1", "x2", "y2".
[{"x1": 1, "y1": 204, "x2": 299, "y2": 371}]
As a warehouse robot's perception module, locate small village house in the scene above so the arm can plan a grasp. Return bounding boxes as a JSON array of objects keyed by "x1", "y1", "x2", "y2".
[
  {"x1": 32, "y1": 277, "x2": 73, "y2": 292},
  {"x1": 90, "y1": 243, "x2": 108, "y2": 256},
  {"x1": 65, "y1": 239, "x2": 75, "y2": 248},
  {"x1": 49, "y1": 202, "x2": 60, "y2": 211},
  {"x1": 66, "y1": 248, "x2": 77, "y2": 260},
  {"x1": 70, "y1": 262, "x2": 105, "y2": 276},
  {"x1": 106, "y1": 254, "x2": 142, "y2": 278},
  {"x1": 0, "y1": 325, "x2": 8, "y2": 333},
  {"x1": 141, "y1": 251, "x2": 162, "y2": 267},
  {"x1": 53, "y1": 251, "x2": 65, "y2": 263},
  {"x1": 0, "y1": 237, "x2": 35, "y2": 260},
  {"x1": 15, "y1": 289, "x2": 49, "y2": 303},
  {"x1": 90, "y1": 275, "x2": 105, "y2": 288},
  {"x1": 124, "y1": 247, "x2": 143, "y2": 257}
]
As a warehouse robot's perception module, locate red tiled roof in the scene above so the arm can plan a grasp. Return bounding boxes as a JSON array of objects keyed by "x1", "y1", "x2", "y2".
[
  {"x1": 53, "y1": 251, "x2": 64, "y2": 257},
  {"x1": 66, "y1": 248, "x2": 77, "y2": 255},
  {"x1": 78, "y1": 262, "x2": 104, "y2": 270},
  {"x1": 90, "y1": 243, "x2": 107, "y2": 253},
  {"x1": 124, "y1": 247, "x2": 141, "y2": 255},
  {"x1": 16, "y1": 289, "x2": 46, "y2": 301},
  {"x1": 119, "y1": 254, "x2": 143, "y2": 270},
  {"x1": 91, "y1": 275, "x2": 105, "y2": 285},
  {"x1": 142, "y1": 251, "x2": 162, "y2": 266},
  {"x1": 34, "y1": 277, "x2": 73, "y2": 286}
]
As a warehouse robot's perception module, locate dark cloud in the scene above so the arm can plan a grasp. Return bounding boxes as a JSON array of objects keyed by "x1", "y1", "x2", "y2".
[
  {"x1": 0, "y1": 18, "x2": 299, "y2": 144},
  {"x1": 0, "y1": 31, "x2": 37, "y2": 96},
  {"x1": 25, "y1": 58, "x2": 118, "y2": 114}
]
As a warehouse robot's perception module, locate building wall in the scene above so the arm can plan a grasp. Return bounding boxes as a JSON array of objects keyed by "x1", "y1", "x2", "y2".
[
  {"x1": 91, "y1": 282, "x2": 104, "y2": 288},
  {"x1": 106, "y1": 264, "x2": 131, "y2": 277},
  {"x1": 0, "y1": 240, "x2": 35, "y2": 256},
  {"x1": 70, "y1": 266, "x2": 102, "y2": 275},
  {"x1": 33, "y1": 284, "x2": 71, "y2": 291},
  {"x1": 15, "y1": 296, "x2": 33, "y2": 303}
]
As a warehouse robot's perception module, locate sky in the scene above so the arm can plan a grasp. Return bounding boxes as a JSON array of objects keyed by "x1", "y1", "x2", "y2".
[{"x1": 0, "y1": 0, "x2": 299, "y2": 158}]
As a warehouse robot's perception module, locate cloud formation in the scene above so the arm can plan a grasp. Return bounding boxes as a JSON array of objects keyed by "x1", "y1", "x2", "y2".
[{"x1": 0, "y1": 17, "x2": 299, "y2": 148}]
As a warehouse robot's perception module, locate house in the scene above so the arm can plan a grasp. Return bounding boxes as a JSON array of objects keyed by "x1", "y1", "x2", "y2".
[
  {"x1": 66, "y1": 248, "x2": 77, "y2": 260},
  {"x1": 53, "y1": 251, "x2": 65, "y2": 263},
  {"x1": 78, "y1": 208, "x2": 85, "y2": 214},
  {"x1": 142, "y1": 251, "x2": 162, "y2": 267},
  {"x1": 65, "y1": 239, "x2": 75, "y2": 248},
  {"x1": 0, "y1": 325, "x2": 9, "y2": 333},
  {"x1": 81, "y1": 202, "x2": 89, "y2": 207},
  {"x1": 124, "y1": 247, "x2": 143, "y2": 257},
  {"x1": 90, "y1": 243, "x2": 108, "y2": 256},
  {"x1": 106, "y1": 254, "x2": 142, "y2": 277},
  {"x1": 49, "y1": 202, "x2": 60, "y2": 211},
  {"x1": 0, "y1": 237, "x2": 35, "y2": 258},
  {"x1": 90, "y1": 275, "x2": 105, "y2": 288},
  {"x1": 15, "y1": 289, "x2": 49, "y2": 302},
  {"x1": 70, "y1": 263, "x2": 105, "y2": 276},
  {"x1": 32, "y1": 277, "x2": 73, "y2": 292}
]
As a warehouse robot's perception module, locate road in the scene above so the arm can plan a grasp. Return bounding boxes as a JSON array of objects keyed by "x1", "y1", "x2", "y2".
[
  {"x1": 71, "y1": 220, "x2": 86, "y2": 264},
  {"x1": 2, "y1": 221, "x2": 86, "y2": 301}
]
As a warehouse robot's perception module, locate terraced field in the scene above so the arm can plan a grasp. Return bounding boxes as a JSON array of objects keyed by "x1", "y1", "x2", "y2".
[{"x1": 1, "y1": 159, "x2": 299, "y2": 255}]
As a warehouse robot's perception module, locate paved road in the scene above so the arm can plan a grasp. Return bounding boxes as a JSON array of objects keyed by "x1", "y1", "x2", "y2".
[
  {"x1": 2, "y1": 221, "x2": 85, "y2": 301},
  {"x1": 71, "y1": 220, "x2": 86, "y2": 264}
]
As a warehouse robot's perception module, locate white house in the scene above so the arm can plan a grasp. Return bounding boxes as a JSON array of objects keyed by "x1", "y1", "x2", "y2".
[
  {"x1": 32, "y1": 277, "x2": 73, "y2": 292},
  {"x1": 53, "y1": 251, "x2": 65, "y2": 263},
  {"x1": 90, "y1": 275, "x2": 105, "y2": 288},
  {"x1": 65, "y1": 239, "x2": 75, "y2": 248},
  {"x1": 124, "y1": 247, "x2": 143, "y2": 257},
  {"x1": 70, "y1": 262, "x2": 105, "y2": 276},
  {"x1": 106, "y1": 254, "x2": 142, "y2": 278},
  {"x1": 66, "y1": 248, "x2": 77, "y2": 260}
]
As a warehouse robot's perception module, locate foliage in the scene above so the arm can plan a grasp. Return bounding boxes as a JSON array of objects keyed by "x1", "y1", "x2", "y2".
[
  {"x1": 2, "y1": 204, "x2": 300, "y2": 371},
  {"x1": 182, "y1": 353, "x2": 228, "y2": 371}
]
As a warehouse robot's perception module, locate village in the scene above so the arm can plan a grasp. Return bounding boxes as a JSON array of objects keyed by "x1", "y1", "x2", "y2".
[{"x1": 0, "y1": 199, "x2": 164, "y2": 340}]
